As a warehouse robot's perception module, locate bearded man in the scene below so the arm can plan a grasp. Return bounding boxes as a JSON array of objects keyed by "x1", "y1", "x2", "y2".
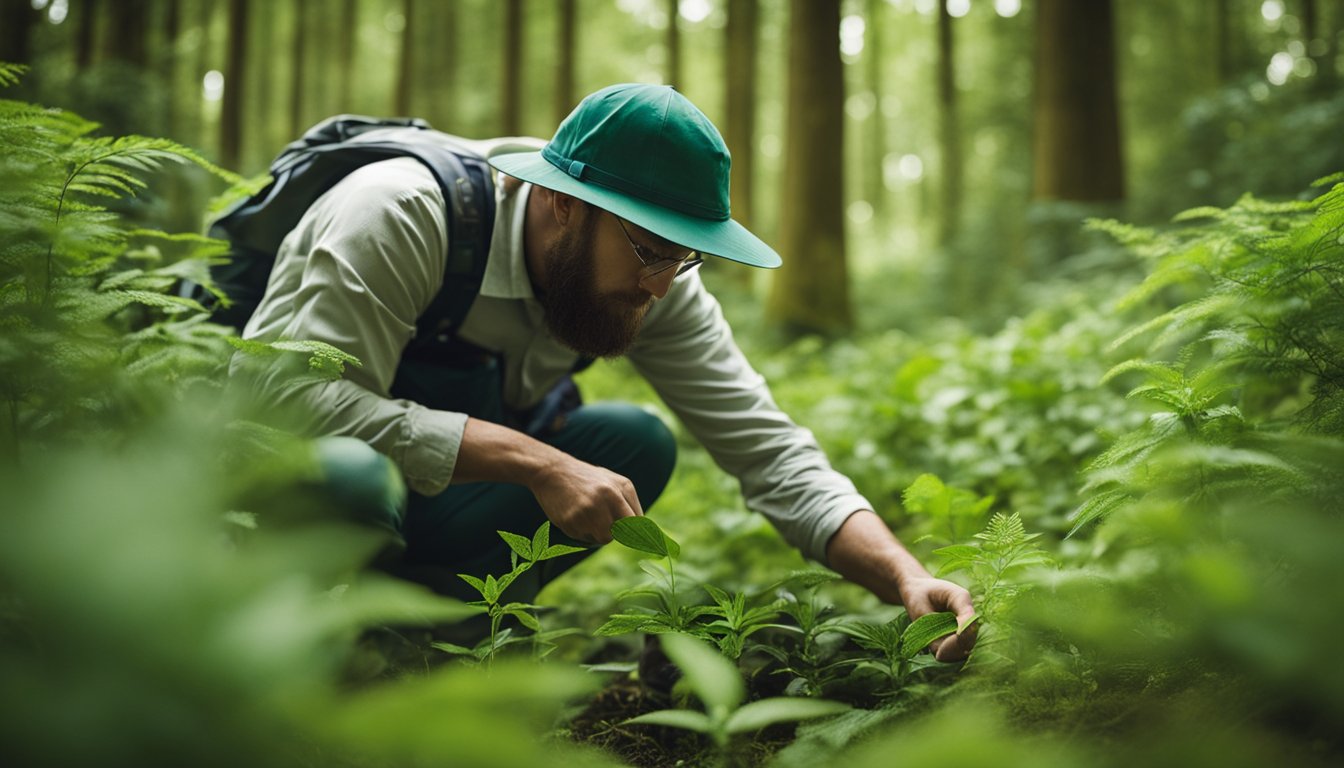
[{"x1": 236, "y1": 84, "x2": 976, "y2": 661}]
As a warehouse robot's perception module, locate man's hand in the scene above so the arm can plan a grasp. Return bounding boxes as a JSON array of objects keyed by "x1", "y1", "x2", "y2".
[
  {"x1": 529, "y1": 454, "x2": 643, "y2": 544},
  {"x1": 453, "y1": 418, "x2": 642, "y2": 545},
  {"x1": 826, "y1": 510, "x2": 980, "y2": 662},
  {"x1": 898, "y1": 575, "x2": 978, "y2": 662}
]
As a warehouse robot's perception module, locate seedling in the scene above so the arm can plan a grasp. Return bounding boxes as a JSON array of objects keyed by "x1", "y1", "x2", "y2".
[
  {"x1": 596, "y1": 516, "x2": 711, "y2": 636},
  {"x1": 700, "y1": 583, "x2": 781, "y2": 660},
  {"x1": 433, "y1": 521, "x2": 584, "y2": 666},
  {"x1": 836, "y1": 610, "x2": 972, "y2": 692},
  {"x1": 625, "y1": 633, "x2": 850, "y2": 766}
]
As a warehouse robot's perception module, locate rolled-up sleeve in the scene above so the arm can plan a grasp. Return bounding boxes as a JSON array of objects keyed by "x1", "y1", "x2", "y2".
[
  {"x1": 628, "y1": 274, "x2": 872, "y2": 563},
  {"x1": 231, "y1": 159, "x2": 467, "y2": 496}
]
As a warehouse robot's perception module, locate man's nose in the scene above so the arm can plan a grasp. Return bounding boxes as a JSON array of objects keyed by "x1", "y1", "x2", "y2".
[{"x1": 640, "y1": 265, "x2": 678, "y2": 300}]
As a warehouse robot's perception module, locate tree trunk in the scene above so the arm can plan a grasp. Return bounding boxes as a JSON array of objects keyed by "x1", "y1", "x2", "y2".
[
  {"x1": 161, "y1": 0, "x2": 182, "y2": 136},
  {"x1": 105, "y1": 0, "x2": 149, "y2": 68},
  {"x1": 555, "y1": 0, "x2": 577, "y2": 126},
  {"x1": 75, "y1": 0, "x2": 101, "y2": 72},
  {"x1": 766, "y1": 0, "x2": 851, "y2": 337},
  {"x1": 665, "y1": 0, "x2": 681, "y2": 90},
  {"x1": 426, "y1": 0, "x2": 458, "y2": 129},
  {"x1": 338, "y1": 0, "x2": 358, "y2": 110},
  {"x1": 0, "y1": 0, "x2": 42, "y2": 65},
  {"x1": 1031, "y1": 0, "x2": 1124, "y2": 203},
  {"x1": 221, "y1": 0, "x2": 248, "y2": 171},
  {"x1": 1212, "y1": 0, "x2": 1233, "y2": 84},
  {"x1": 725, "y1": 0, "x2": 759, "y2": 233},
  {"x1": 289, "y1": 0, "x2": 309, "y2": 136},
  {"x1": 396, "y1": 0, "x2": 416, "y2": 115},
  {"x1": 253, "y1": 0, "x2": 275, "y2": 155},
  {"x1": 865, "y1": 0, "x2": 885, "y2": 218},
  {"x1": 500, "y1": 0, "x2": 523, "y2": 133},
  {"x1": 936, "y1": 1, "x2": 962, "y2": 246}
]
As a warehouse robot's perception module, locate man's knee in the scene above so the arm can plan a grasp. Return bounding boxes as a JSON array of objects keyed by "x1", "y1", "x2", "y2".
[{"x1": 313, "y1": 436, "x2": 407, "y2": 536}]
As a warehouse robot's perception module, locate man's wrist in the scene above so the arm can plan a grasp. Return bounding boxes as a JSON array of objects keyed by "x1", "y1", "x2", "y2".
[{"x1": 826, "y1": 509, "x2": 931, "y2": 606}]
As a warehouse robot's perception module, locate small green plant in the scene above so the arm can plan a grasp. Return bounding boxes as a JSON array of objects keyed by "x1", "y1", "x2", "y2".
[
  {"x1": 624, "y1": 633, "x2": 850, "y2": 766},
  {"x1": 756, "y1": 570, "x2": 859, "y2": 696},
  {"x1": 595, "y1": 516, "x2": 711, "y2": 635},
  {"x1": 835, "y1": 611, "x2": 968, "y2": 692},
  {"x1": 434, "y1": 522, "x2": 584, "y2": 666},
  {"x1": 700, "y1": 583, "x2": 781, "y2": 660},
  {"x1": 935, "y1": 512, "x2": 1051, "y2": 623},
  {"x1": 903, "y1": 473, "x2": 996, "y2": 548}
]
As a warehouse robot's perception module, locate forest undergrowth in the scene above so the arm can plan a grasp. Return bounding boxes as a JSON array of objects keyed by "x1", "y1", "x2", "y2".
[{"x1": 3, "y1": 65, "x2": 1343, "y2": 768}]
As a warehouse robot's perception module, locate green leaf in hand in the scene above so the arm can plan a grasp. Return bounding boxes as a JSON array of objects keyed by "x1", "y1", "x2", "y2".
[{"x1": 611, "y1": 516, "x2": 681, "y2": 558}]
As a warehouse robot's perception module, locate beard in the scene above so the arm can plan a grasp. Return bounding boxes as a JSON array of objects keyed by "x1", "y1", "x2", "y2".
[{"x1": 537, "y1": 210, "x2": 652, "y2": 359}]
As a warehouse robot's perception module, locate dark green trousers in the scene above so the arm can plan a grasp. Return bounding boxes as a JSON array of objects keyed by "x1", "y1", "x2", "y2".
[{"x1": 377, "y1": 402, "x2": 677, "y2": 603}]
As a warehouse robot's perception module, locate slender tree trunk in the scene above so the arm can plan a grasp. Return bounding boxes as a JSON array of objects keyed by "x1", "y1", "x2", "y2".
[
  {"x1": 221, "y1": 0, "x2": 248, "y2": 171},
  {"x1": 75, "y1": 0, "x2": 101, "y2": 72},
  {"x1": 665, "y1": 0, "x2": 681, "y2": 89},
  {"x1": 725, "y1": 0, "x2": 759, "y2": 232},
  {"x1": 338, "y1": 0, "x2": 358, "y2": 110},
  {"x1": 1031, "y1": 0, "x2": 1124, "y2": 202},
  {"x1": 396, "y1": 0, "x2": 416, "y2": 115},
  {"x1": 0, "y1": 0, "x2": 42, "y2": 65},
  {"x1": 106, "y1": 0, "x2": 149, "y2": 67},
  {"x1": 766, "y1": 0, "x2": 851, "y2": 337},
  {"x1": 502, "y1": 0, "x2": 522, "y2": 133},
  {"x1": 1213, "y1": 0, "x2": 1233, "y2": 84},
  {"x1": 427, "y1": 0, "x2": 458, "y2": 129},
  {"x1": 253, "y1": 0, "x2": 275, "y2": 155},
  {"x1": 161, "y1": 0, "x2": 182, "y2": 136},
  {"x1": 555, "y1": 0, "x2": 577, "y2": 126},
  {"x1": 865, "y1": 0, "x2": 885, "y2": 217},
  {"x1": 289, "y1": 0, "x2": 309, "y2": 136},
  {"x1": 936, "y1": 0, "x2": 962, "y2": 246}
]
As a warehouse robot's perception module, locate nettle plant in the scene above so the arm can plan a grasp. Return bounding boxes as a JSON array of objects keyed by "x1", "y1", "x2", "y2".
[
  {"x1": 434, "y1": 522, "x2": 585, "y2": 666},
  {"x1": 625, "y1": 633, "x2": 850, "y2": 766},
  {"x1": 1075, "y1": 175, "x2": 1344, "y2": 533},
  {"x1": 0, "y1": 63, "x2": 360, "y2": 459}
]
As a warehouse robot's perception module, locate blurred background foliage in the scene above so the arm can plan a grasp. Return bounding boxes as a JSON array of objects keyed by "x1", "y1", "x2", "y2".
[{"x1": 3, "y1": 0, "x2": 1344, "y2": 766}]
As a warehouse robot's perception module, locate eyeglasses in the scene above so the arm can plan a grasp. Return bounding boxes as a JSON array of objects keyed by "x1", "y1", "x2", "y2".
[{"x1": 612, "y1": 214, "x2": 703, "y2": 281}]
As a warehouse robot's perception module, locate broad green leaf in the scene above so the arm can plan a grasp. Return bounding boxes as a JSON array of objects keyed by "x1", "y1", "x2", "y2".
[
  {"x1": 431, "y1": 642, "x2": 476, "y2": 656},
  {"x1": 540, "y1": 544, "x2": 586, "y2": 560},
  {"x1": 483, "y1": 574, "x2": 500, "y2": 604},
  {"x1": 611, "y1": 516, "x2": 680, "y2": 558},
  {"x1": 504, "y1": 608, "x2": 540, "y2": 631},
  {"x1": 724, "y1": 697, "x2": 851, "y2": 734},
  {"x1": 457, "y1": 573, "x2": 488, "y2": 598},
  {"x1": 530, "y1": 521, "x2": 550, "y2": 555},
  {"x1": 900, "y1": 612, "x2": 959, "y2": 659},
  {"x1": 497, "y1": 530, "x2": 533, "y2": 561},
  {"x1": 957, "y1": 611, "x2": 981, "y2": 635},
  {"x1": 625, "y1": 709, "x2": 713, "y2": 734},
  {"x1": 660, "y1": 633, "x2": 743, "y2": 711},
  {"x1": 594, "y1": 613, "x2": 662, "y2": 637}
]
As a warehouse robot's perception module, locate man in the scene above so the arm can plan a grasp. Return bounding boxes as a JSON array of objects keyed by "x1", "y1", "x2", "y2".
[{"x1": 237, "y1": 84, "x2": 976, "y2": 661}]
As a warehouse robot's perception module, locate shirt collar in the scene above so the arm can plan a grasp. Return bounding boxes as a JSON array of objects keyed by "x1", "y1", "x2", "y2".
[{"x1": 479, "y1": 181, "x2": 537, "y2": 301}]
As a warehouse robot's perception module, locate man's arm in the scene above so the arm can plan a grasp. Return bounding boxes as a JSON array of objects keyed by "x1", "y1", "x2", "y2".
[{"x1": 826, "y1": 510, "x2": 978, "y2": 661}]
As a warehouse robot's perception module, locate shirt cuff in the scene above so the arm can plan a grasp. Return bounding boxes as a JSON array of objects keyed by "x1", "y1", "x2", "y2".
[
  {"x1": 806, "y1": 494, "x2": 874, "y2": 566},
  {"x1": 396, "y1": 404, "x2": 467, "y2": 496}
]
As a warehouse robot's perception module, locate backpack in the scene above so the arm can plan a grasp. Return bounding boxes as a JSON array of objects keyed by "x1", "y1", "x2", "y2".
[
  {"x1": 201, "y1": 115, "x2": 496, "y2": 360},
  {"x1": 201, "y1": 115, "x2": 584, "y2": 436}
]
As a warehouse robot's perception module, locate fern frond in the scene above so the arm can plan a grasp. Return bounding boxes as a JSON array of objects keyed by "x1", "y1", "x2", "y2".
[{"x1": 0, "y1": 63, "x2": 27, "y2": 88}]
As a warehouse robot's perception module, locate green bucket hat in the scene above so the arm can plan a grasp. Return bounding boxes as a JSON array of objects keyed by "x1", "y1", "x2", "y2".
[{"x1": 488, "y1": 83, "x2": 781, "y2": 269}]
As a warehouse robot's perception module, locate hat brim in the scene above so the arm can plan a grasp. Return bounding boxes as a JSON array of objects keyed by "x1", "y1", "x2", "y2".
[{"x1": 489, "y1": 151, "x2": 782, "y2": 269}]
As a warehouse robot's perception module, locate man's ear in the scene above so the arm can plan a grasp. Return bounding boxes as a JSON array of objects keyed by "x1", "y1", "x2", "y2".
[{"x1": 549, "y1": 191, "x2": 585, "y2": 228}]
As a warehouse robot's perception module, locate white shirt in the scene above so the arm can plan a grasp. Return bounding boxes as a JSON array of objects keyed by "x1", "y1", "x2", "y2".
[{"x1": 234, "y1": 153, "x2": 870, "y2": 563}]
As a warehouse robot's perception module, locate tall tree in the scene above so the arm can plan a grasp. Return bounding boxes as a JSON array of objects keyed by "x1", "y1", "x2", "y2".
[
  {"x1": 724, "y1": 0, "x2": 759, "y2": 233},
  {"x1": 221, "y1": 0, "x2": 248, "y2": 171},
  {"x1": 105, "y1": 0, "x2": 149, "y2": 68},
  {"x1": 289, "y1": 0, "x2": 309, "y2": 136},
  {"x1": 338, "y1": 0, "x2": 358, "y2": 110},
  {"x1": 666, "y1": 0, "x2": 681, "y2": 89},
  {"x1": 1031, "y1": 0, "x2": 1124, "y2": 203},
  {"x1": 426, "y1": 0, "x2": 459, "y2": 129},
  {"x1": 396, "y1": 0, "x2": 416, "y2": 115},
  {"x1": 555, "y1": 0, "x2": 578, "y2": 126},
  {"x1": 864, "y1": 0, "x2": 885, "y2": 217},
  {"x1": 161, "y1": 0, "x2": 182, "y2": 136},
  {"x1": 936, "y1": 0, "x2": 963, "y2": 247},
  {"x1": 253, "y1": 0, "x2": 276, "y2": 155},
  {"x1": 766, "y1": 0, "x2": 851, "y2": 336},
  {"x1": 0, "y1": 0, "x2": 42, "y2": 65},
  {"x1": 75, "y1": 0, "x2": 101, "y2": 72},
  {"x1": 502, "y1": 0, "x2": 523, "y2": 133}
]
